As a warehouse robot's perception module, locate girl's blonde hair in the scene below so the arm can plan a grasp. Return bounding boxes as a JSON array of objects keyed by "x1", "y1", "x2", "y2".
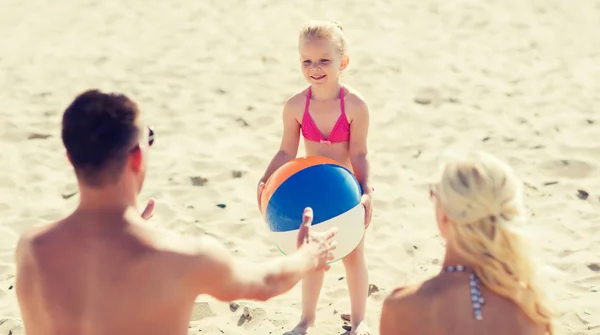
[
  {"x1": 299, "y1": 20, "x2": 347, "y2": 56},
  {"x1": 435, "y1": 151, "x2": 555, "y2": 334}
]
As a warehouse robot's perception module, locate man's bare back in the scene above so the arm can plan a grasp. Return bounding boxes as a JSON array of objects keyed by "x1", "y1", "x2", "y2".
[
  {"x1": 380, "y1": 274, "x2": 547, "y2": 335},
  {"x1": 17, "y1": 207, "x2": 197, "y2": 335},
  {"x1": 16, "y1": 206, "x2": 335, "y2": 335}
]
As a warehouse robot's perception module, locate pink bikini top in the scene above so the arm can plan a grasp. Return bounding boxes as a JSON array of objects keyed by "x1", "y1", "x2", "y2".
[{"x1": 301, "y1": 86, "x2": 350, "y2": 144}]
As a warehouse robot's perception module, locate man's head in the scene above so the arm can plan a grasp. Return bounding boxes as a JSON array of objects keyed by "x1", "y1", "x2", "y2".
[{"x1": 62, "y1": 89, "x2": 153, "y2": 191}]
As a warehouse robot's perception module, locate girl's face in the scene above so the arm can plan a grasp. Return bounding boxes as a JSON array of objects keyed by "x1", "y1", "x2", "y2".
[{"x1": 299, "y1": 38, "x2": 348, "y2": 86}]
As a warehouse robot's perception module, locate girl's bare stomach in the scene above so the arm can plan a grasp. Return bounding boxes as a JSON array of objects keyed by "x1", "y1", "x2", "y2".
[{"x1": 303, "y1": 141, "x2": 353, "y2": 172}]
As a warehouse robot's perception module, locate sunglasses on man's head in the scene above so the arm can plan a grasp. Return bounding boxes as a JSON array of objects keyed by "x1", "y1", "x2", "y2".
[
  {"x1": 131, "y1": 126, "x2": 154, "y2": 152},
  {"x1": 147, "y1": 126, "x2": 155, "y2": 147}
]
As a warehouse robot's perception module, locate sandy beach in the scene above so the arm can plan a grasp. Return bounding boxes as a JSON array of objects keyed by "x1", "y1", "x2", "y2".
[{"x1": 1, "y1": 0, "x2": 599, "y2": 334}]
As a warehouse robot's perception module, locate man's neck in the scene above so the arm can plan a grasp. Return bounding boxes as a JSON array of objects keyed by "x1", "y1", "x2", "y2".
[{"x1": 77, "y1": 183, "x2": 138, "y2": 214}]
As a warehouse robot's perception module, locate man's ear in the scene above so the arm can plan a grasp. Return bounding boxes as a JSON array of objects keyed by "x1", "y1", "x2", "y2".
[
  {"x1": 66, "y1": 152, "x2": 72, "y2": 165},
  {"x1": 129, "y1": 145, "x2": 143, "y2": 173}
]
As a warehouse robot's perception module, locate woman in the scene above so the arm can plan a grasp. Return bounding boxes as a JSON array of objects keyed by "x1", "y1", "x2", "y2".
[{"x1": 380, "y1": 151, "x2": 555, "y2": 335}]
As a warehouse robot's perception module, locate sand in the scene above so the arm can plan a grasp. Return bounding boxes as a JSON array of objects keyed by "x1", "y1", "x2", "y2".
[{"x1": 1, "y1": 0, "x2": 599, "y2": 334}]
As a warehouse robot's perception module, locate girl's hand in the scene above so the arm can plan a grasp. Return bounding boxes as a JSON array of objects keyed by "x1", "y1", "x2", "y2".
[
  {"x1": 257, "y1": 181, "x2": 266, "y2": 212},
  {"x1": 361, "y1": 193, "x2": 373, "y2": 229}
]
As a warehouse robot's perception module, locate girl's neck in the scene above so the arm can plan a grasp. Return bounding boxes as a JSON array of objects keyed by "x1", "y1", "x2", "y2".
[{"x1": 310, "y1": 82, "x2": 342, "y2": 101}]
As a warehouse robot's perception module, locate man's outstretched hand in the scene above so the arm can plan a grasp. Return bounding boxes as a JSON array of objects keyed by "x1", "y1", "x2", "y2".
[{"x1": 296, "y1": 207, "x2": 338, "y2": 272}]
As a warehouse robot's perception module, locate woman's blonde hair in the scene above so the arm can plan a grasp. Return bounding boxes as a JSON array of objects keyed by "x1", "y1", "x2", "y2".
[
  {"x1": 299, "y1": 20, "x2": 347, "y2": 56},
  {"x1": 435, "y1": 151, "x2": 555, "y2": 333}
]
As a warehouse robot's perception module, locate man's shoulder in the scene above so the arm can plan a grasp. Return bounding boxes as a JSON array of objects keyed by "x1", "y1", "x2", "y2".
[
  {"x1": 14, "y1": 221, "x2": 67, "y2": 283},
  {"x1": 16, "y1": 221, "x2": 61, "y2": 256},
  {"x1": 138, "y1": 224, "x2": 229, "y2": 266},
  {"x1": 140, "y1": 225, "x2": 233, "y2": 291}
]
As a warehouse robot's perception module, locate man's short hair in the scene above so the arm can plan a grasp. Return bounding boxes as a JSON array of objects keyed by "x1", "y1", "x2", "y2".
[{"x1": 62, "y1": 89, "x2": 140, "y2": 187}]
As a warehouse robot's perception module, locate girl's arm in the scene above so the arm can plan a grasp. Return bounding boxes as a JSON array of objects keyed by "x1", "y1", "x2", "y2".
[
  {"x1": 259, "y1": 100, "x2": 301, "y2": 184},
  {"x1": 349, "y1": 101, "x2": 372, "y2": 194}
]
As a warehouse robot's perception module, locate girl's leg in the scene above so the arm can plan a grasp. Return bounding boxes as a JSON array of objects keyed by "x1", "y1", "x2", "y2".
[
  {"x1": 285, "y1": 271, "x2": 325, "y2": 335},
  {"x1": 342, "y1": 236, "x2": 370, "y2": 334}
]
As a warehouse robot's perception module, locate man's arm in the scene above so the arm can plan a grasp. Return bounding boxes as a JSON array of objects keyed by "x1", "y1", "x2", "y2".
[
  {"x1": 14, "y1": 229, "x2": 45, "y2": 335},
  {"x1": 187, "y1": 208, "x2": 336, "y2": 302},
  {"x1": 190, "y1": 236, "x2": 316, "y2": 302}
]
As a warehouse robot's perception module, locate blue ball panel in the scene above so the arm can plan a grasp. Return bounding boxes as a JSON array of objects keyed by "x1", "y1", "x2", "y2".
[{"x1": 265, "y1": 164, "x2": 362, "y2": 232}]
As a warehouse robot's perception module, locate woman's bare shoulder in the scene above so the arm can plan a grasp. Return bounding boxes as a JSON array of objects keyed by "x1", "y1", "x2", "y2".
[
  {"x1": 383, "y1": 276, "x2": 447, "y2": 314},
  {"x1": 380, "y1": 283, "x2": 429, "y2": 334},
  {"x1": 385, "y1": 283, "x2": 423, "y2": 304}
]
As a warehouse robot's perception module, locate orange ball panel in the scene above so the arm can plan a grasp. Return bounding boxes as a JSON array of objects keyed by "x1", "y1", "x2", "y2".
[{"x1": 260, "y1": 156, "x2": 341, "y2": 216}]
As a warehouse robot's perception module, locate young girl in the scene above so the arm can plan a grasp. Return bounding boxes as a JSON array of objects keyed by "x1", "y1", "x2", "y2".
[{"x1": 257, "y1": 20, "x2": 373, "y2": 335}]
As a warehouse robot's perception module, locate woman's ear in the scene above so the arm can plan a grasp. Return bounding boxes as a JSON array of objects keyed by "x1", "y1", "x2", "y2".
[{"x1": 436, "y1": 205, "x2": 450, "y2": 239}]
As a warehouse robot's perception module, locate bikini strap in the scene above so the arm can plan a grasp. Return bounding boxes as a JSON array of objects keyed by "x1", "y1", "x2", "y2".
[
  {"x1": 444, "y1": 265, "x2": 485, "y2": 320},
  {"x1": 304, "y1": 86, "x2": 312, "y2": 115},
  {"x1": 339, "y1": 86, "x2": 345, "y2": 115}
]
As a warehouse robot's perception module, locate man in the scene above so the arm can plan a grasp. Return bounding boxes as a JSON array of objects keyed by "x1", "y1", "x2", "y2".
[{"x1": 14, "y1": 89, "x2": 338, "y2": 335}]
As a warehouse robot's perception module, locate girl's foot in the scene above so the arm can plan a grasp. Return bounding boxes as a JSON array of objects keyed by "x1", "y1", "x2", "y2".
[
  {"x1": 284, "y1": 317, "x2": 315, "y2": 335},
  {"x1": 350, "y1": 320, "x2": 370, "y2": 335}
]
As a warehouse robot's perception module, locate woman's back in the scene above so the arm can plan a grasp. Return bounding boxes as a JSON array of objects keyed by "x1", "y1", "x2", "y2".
[
  {"x1": 383, "y1": 274, "x2": 547, "y2": 335},
  {"x1": 380, "y1": 151, "x2": 554, "y2": 335}
]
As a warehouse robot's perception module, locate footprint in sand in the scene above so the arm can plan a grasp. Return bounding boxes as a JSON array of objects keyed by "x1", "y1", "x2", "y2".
[
  {"x1": 0, "y1": 317, "x2": 24, "y2": 335},
  {"x1": 0, "y1": 227, "x2": 19, "y2": 249},
  {"x1": 327, "y1": 287, "x2": 349, "y2": 300},
  {"x1": 189, "y1": 301, "x2": 215, "y2": 321},
  {"x1": 237, "y1": 305, "x2": 267, "y2": 329},
  {"x1": 537, "y1": 159, "x2": 596, "y2": 179}
]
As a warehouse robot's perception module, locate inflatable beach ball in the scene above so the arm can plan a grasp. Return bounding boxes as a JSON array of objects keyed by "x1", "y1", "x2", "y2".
[{"x1": 260, "y1": 156, "x2": 365, "y2": 262}]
